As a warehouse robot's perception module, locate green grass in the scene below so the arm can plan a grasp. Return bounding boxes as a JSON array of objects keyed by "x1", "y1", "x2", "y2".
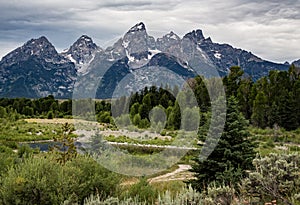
[
  {"x1": 249, "y1": 126, "x2": 300, "y2": 156},
  {"x1": 104, "y1": 135, "x2": 173, "y2": 146},
  {"x1": 0, "y1": 119, "x2": 61, "y2": 142},
  {"x1": 146, "y1": 164, "x2": 180, "y2": 179},
  {"x1": 249, "y1": 126, "x2": 300, "y2": 144},
  {"x1": 151, "y1": 180, "x2": 186, "y2": 196}
]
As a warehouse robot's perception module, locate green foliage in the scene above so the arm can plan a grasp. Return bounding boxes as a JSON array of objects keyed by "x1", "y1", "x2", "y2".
[
  {"x1": 0, "y1": 96, "x2": 112, "y2": 120},
  {"x1": 97, "y1": 111, "x2": 112, "y2": 124},
  {"x1": 202, "y1": 183, "x2": 237, "y2": 205},
  {"x1": 251, "y1": 89, "x2": 268, "y2": 128},
  {"x1": 130, "y1": 103, "x2": 140, "y2": 119},
  {"x1": 0, "y1": 119, "x2": 60, "y2": 142},
  {"x1": 191, "y1": 76, "x2": 211, "y2": 112},
  {"x1": 52, "y1": 123, "x2": 77, "y2": 165},
  {"x1": 242, "y1": 153, "x2": 300, "y2": 204},
  {"x1": 190, "y1": 96, "x2": 257, "y2": 191},
  {"x1": 115, "y1": 114, "x2": 131, "y2": 128},
  {"x1": 1, "y1": 65, "x2": 300, "y2": 132},
  {"x1": 138, "y1": 103, "x2": 150, "y2": 120},
  {"x1": 84, "y1": 196, "x2": 144, "y2": 205},
  {"x1": 223, "y1": 66, "x2": 244, "y2": 98},
  {"x1": 220, "y1": 65, "x2": 300, "y2": 131},
  {"x1": 149, "y1": 106, "x2": 166, "y2": 124},
  {"x1": 128, "y1": 86, "x2": 178, "y2": 130},
  {"x1": 0, "y1": 155, "x2": 120, "y2": 205},
  {"x1": 126, "y1": 178, "x2": 158, "y2": 203},
  {"x1": 47, "y1": 110, "x2": 54, "y2": 119},
  {"x1": 0, "y1": 106, "x2": 7, "y2": 118},
  {"x1": 0, "y1": 68, "x2": 300, "y2": 205},
  {"x1": 167, "y1": 101, "x2": 181, "y2": 130},
  {"x1": 17, "y1": 144, "x2": 35, "y2": 159},
  {"x1": 0, "y1": 145, "x2": 17, "y2": 176},
  {"x1": 138, "y1": 118, "x2": 150, "y2": 129},
  {"x1": 157, "y1": 185, "x2": 203, "y2": 205},
  {"x1": 249, "y1": 67, "x2": 300, "y2": 130},
  {"x1": 133, "y1": 113, "x2": 141, "y2": 126},
  {"x1": 104, "y1": 135, "x2": 172, "y2": 146},
  {"x1": 236, "y1": 78, "x2": 253, "y2": 119},
  {"x1": 182, "y1": 107, "x2": 200, "y2": 131},
  {"x1": 249, "y1": 126, "x2": 300, "y2": 154},
  {"x1": 22, "y1": 106, "x2": 34, "y2": 117},
  {"x1": 0, "y1": 156, "x2": 63, "y2": 205},
  {"x1": 83, "y1": 184, "x2": 242, "y2": 205}
]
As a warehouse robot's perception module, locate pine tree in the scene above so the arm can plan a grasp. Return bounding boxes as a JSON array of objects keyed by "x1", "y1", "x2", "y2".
[
  {"x1": 223, "y1": 66, "x2": 244, "y2": 97},
  {"x1": 0, "y1": 106, "x2": 7, "y2": 118},
  {"x1": 193, "y1": 76, "x2": 210, "y2": 112},
  {"x1": 237, "y1": 78, "x2": 253, "y2": 119},
  {"x1": 190, "y1": 96, "x2": 257, "y2": 192},
  {"x1": 251, "y1": 91, "x2": 269, "y2": 128},
  {"x1": 52, "y1": 123, "x2": 77, "y2": 165},
  {"x1": 167, "y1": 101, "x2": 181, "y2": 130}
]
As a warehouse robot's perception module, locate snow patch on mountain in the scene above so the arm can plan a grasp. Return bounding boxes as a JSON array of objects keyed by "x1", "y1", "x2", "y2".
[
  {"x1": 148, "y1": 49, "x2": 161, "y2": 59},
  {"x1": 214, "y1": 52, "x2": 222, "y2": 59}
]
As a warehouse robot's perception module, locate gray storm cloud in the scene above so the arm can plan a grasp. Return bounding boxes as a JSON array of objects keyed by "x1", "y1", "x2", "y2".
[{"x1": 0, "y1": 0, "x2": 299, "y2": 62}]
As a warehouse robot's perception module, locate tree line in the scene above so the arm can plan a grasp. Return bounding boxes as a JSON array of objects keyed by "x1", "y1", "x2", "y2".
[
  {"x1": 0, "y1": 64, "x2": 299, "y2": 131},
  {"x1": 224, "y1": 65, "x2": 300, "y2": 131},
  {"x1": 0, "y1": 95, "x2": 111, "y2": 120},
  {"x1": 114, "y1": 64, "x2": 299, "y2": 131}
]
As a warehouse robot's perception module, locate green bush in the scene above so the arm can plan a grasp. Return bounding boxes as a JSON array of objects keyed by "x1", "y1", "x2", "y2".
[
  {"x1": 47, "y1": 111, "x2": 54, "y2": 119},
  {"x1": 0, "y1": 155, "x2": 121, "y2": 205},
  {"x1": 97, "y1": 112, "x2": 112, "y2": 124},
  {"x1": 0, "y1": 145, "x2": 14, "y2": 154},
  {"x1": 242, "y1": 153, "x2": 300, "y2": 204},
  {"x1": 17, "y1": 144, "x2": 34, "y2": 158},
  {"x1": 115, "y1": 114, "x2": 131, "y2": 128},
  {"x1": 0, "y1": 147, "x2": 17, "y2": 176},
  {"x1": 138, "y1": 119, "x2": 150, "y2": 129},
  {"x1": 125, "y1": 177, "x2": 158, "y2": 203},
  {"x1": 1, "y1": 141, "x2": 18, "y2": 149}
]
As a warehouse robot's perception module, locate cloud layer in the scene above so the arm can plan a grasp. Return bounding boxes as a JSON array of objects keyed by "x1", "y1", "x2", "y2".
[{"x1": 0, "y1": 0, "x2": 299, "y2": 62}]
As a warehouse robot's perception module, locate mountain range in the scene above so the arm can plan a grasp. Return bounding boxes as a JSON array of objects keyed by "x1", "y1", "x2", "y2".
[{"x1": 0, "y1": 22, "x2": 298, "y2": 99}]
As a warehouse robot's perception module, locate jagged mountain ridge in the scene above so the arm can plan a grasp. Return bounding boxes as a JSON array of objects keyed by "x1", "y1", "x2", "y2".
[
  {"x1": 0, "y1": 36, "x2": 76, "y2": 98},
  {"x1": 62, "y1": 35, "x2": 103, "y2": 74},
  {"x1": 0, "y1": 22, "x2": 294, "y2": 98},
  {"x1": 293, "y1": 59, "x2": 300, "y2": 67}
]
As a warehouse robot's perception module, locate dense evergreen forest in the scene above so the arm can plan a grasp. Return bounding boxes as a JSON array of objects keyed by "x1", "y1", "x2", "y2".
[{"x1": 0, "y1": 65, "x2": 299, "y2": 131}]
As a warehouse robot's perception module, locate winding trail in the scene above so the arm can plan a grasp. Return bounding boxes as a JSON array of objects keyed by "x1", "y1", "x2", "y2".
[
  {"x1": 121, "y1": 164, "x2": 195, "y2": 186},
  {"x1": 148, "y1": 164, "x2": 195, "y2": 183}
]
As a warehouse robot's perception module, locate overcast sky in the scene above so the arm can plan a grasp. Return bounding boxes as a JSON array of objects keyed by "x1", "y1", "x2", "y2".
[{"x1": 0, "y1": 0, "x2": 299, "y2": 63}]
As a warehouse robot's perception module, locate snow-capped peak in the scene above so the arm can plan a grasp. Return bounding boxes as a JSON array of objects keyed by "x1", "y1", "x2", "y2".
[
  {"x1": 164, "y1": 31, "x2": 180, "y2": 41},
  {"x1": 127, "y1": 22, "x2": 146, "y2": 33},
  {"x1": 67, "y1": 35, "x2": 98, "y2": 52},
  {"x1": 1, "y1": 36, "x2": 62, "y2": 66},
  {"x1": 61, "y1": 35, "x2": 101, "y2": 74},
  {"x1": 62, "y1": 35, "x2": 99, "y2": 61},
  {"x1": 79, "y1": 35, "x2": 92, "y2": 41}
]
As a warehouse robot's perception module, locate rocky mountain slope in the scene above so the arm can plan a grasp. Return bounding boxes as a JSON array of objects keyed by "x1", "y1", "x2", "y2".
[
  {"x1": 0, "y1": 22, "x2": 294, "y2": 98},
  {"x1": 292, "y1": 59, "x2": 300, "y2": 67},
  {"x1": 0, "y1": 36, "x2": 76, "y2": 98}
]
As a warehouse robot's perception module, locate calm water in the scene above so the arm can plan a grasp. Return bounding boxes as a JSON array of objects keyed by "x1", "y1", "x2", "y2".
[{"x1": 21, "y1": 142, "x2": 59, "y2": 152}]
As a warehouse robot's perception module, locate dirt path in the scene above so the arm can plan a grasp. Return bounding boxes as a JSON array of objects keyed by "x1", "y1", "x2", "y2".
[
  {"x1": 121, "y1": 165, "x2": 194, "y2": 186},
  {"x1": 149, "y1": 164, "x2": 195, "y2": 183},
  {"x1": 25, "y1": 118, "x2": 98, "y2": 125}
]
